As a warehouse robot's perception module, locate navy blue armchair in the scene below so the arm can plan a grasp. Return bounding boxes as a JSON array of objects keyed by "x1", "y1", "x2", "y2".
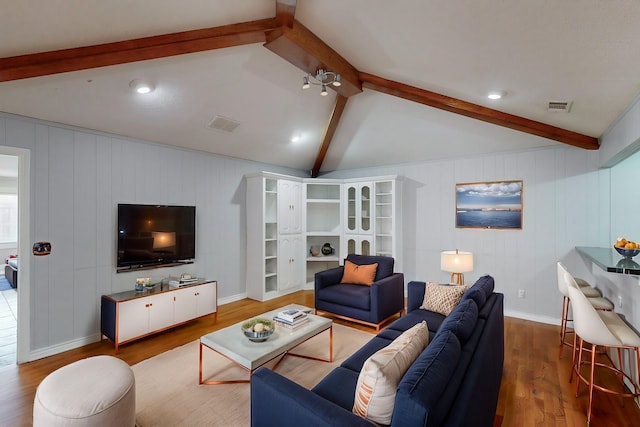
[{"x1": 314, "y1": 254, "x2": 404, "y2": 331}]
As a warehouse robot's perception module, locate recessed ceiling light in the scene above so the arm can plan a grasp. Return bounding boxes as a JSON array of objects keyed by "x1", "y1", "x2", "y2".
[
  {"x1": 291, "y1": 134, "x2": 301, "y2": 143},
  {"x1": 487, "y1": 91, "x2": 506, "y2": 100},
  {"x1": 129, "y1": 79, "x2": 154, "y2": 94}
]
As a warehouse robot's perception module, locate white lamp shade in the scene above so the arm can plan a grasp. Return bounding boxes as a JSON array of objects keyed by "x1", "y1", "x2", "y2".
[{"x1": 441, "y1": 250, "x2": 474, "y2": 273}]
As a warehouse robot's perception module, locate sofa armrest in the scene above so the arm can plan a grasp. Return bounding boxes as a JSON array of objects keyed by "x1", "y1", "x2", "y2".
[
  {"x1": 407, "y1": 281, "x2": 426, "y2": 312},
  {"x1": 250, "y1": 368, "x2": 373, "y2": 427},
  {"x1": 314, "y1": 266, "x2": 345, "y2": 291},
  {"x1": 371, "y1": 273, "x2": 405, "y2": 318}
]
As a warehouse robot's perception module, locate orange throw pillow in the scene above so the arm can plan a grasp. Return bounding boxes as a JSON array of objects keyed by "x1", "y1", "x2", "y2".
[{"x1": 341, "y1": 260, "x2": 378, "y2": 286}]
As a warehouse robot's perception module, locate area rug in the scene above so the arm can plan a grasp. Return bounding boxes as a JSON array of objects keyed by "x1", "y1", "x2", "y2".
[{"x1": 132, "y1": 323, "x2": 373, "y2": 427}]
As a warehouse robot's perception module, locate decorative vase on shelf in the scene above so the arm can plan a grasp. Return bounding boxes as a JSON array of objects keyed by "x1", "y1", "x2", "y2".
[{"x1": 321, "y1": 243, "x2": 334, "y2": 256}]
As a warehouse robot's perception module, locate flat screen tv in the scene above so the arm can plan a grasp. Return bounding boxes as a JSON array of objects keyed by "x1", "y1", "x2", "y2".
[{"x1": 117, "y1": 204, "x2": 195, "y2": 271}]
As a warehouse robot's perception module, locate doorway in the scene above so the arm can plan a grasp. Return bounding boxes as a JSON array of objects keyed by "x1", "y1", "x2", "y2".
[
  {"x1": 0, "y1": 147, "x2": 30, "y2": 365},
  {"x1": 0, "y1": 154, "x2": 18, "y2": 366}
]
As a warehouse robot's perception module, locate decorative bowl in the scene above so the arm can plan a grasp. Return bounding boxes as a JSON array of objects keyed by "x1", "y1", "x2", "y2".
[
  {"x1": 614, "y1": 246, "x2": 640, "y2": 258},
  {"x1": 241, "y1": 318, "x2": 275, "y2": 342}
]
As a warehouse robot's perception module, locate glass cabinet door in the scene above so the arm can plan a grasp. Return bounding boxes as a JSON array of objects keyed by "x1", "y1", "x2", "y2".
[
  {"x1": 347, "y1": 237, "x2": 356, "y2": 254},
  {"x1": 360, "y1": 238, "x2": 371, "y2": 255},
  {"x1": 347, "y1": 186, "x2": 356, "y2": 232},
  {"x1": 347, "y1": 236, "x2": 371, "y2": 256},
  {"x1": 360, "y1": 185, "x2": 371, "y2": 232},
  {"x1": 345, "y1": 183, "x2": 372, "y2": 234}
]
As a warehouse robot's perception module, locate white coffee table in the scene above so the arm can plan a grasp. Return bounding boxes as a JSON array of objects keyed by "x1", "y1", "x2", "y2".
[{"x1": 199, "y1": 304, "x2": 333, "y2": 385}]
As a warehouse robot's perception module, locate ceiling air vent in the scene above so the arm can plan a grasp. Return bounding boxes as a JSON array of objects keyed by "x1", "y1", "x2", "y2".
[
  {"x1": 207, "y1": 115, "x2": 240, "y2": 132},
  {"x1": 547, "y1": 101, "x2": 572, "y2": 113}
]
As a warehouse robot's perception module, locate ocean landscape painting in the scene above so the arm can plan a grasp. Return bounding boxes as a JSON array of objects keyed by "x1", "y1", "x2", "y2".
[{"x1": 456, "y1": 181, "x2": 523, "y2": 229}]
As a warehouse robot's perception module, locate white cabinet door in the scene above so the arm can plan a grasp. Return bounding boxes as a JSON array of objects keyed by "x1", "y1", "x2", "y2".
[
  {"x1": 196, "y1": 282, "x2": 217, "y2": 316},
  {"x1": 173, "y1": 287, "x2": 198, "y2": 324},
  {"x1": 345, "y1": 182, "x2": 372, "y2": 235},
  {"x1": 118, "y1": 298, "x2": 150, "y2": 343},
  {"x1": 148, "y1": 292, "x2": 175, "y2": 332},
  {"x1": 279, "y1": 235, "x2": 303, "y2": 290},
  {"x1": 278, "y1": 180, "x2": 302, "y2": 235},
  {"x1": 345, "y1": 235, "x2": 373, "y2": 256}
]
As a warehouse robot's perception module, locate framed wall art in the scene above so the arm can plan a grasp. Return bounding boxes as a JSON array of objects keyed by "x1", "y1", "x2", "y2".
[{"x1": 455, "y1": 180, "x2": 523, "y2": 229}]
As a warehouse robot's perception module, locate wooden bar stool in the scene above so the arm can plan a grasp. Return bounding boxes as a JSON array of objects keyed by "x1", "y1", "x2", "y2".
[
  {"x1": 557, "y1": 262, "x2": 613, "y2": 356},
  {"x1": 566, "y1": 279, "x2": 640, "y2": 426}
]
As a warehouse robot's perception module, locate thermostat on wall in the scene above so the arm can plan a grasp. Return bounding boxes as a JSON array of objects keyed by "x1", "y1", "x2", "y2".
[{"x1": 33, "y1": 242, "x2": 51, "y2": 256}]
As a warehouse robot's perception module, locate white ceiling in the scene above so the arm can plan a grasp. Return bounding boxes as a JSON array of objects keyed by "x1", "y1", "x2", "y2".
[{"x1": 1, "y1": 0, "x2": 639, "y2": 173}]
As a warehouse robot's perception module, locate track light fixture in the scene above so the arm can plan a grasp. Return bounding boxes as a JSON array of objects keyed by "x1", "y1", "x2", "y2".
[{"x1": 302, "y1": 69, "x2": 341, "y2": 95}]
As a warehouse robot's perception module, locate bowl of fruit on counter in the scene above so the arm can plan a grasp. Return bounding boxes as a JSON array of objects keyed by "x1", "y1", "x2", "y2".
[{"x1": 614, "y1": 238, "x2": 640, "y2": 258}]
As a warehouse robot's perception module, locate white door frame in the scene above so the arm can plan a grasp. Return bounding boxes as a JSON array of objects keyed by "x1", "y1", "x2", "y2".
[{"x1": 0, "y1": 146, "x2": 30, "y2": 363}]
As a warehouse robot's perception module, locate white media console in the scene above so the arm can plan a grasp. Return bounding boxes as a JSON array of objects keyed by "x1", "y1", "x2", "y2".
[{"x1": 101, "y1": 279, "x2": 217, "y2": 352}]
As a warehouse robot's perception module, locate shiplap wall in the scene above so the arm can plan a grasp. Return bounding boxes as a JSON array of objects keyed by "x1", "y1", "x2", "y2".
[
  {"x1": 0, "y1": 110, "x2": 615, "y2": 360},
  {"x1": 0, "y1": 113, "x2": 303, "y2": 360},
  {"x1": 322, "y1": 145, "x2": 610, "y2": 323}
]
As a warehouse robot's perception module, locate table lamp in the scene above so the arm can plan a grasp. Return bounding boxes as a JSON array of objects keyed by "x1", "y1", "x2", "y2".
[{"x1": 441, "y1": 249, "x2": 474, "y2": 285}]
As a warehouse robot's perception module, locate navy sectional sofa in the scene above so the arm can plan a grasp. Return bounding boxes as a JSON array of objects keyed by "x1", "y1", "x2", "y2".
[{"x1": 251, "y1": 275, "x2": 504, "y2": 427}]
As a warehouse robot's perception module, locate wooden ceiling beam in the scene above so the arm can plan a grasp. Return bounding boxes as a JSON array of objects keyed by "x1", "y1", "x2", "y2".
[
  {"x1": 0, "y1": 18, "x2": 279, "y2": 82},
  {"x1": 275, "y1": 0, "x2": 297, "y2": 27},
  {"x1": 264, "y1": 19, "x2": 362, "y2": 98},
  {"x1": 360, "y1": 72, "x2": 600, "y2": 150},
  {"x1": 0, "y1": 6, "x2": 599, "y2": 159},
  {"x1": 311, "y1": 95, "x2": 348, "y2": 177}
]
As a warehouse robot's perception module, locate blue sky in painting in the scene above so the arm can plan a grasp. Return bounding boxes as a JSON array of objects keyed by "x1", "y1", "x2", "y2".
[{"x1": 456, "y1": 181, "x2": 522, "y2": 210}]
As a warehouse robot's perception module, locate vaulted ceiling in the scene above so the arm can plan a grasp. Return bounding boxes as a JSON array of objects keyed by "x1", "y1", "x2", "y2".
[{"x1": 1, "y1": 1, "x2": 639, "y2": 175}]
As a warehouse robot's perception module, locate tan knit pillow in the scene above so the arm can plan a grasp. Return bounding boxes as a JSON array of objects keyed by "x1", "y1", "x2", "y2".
[
  {"x1": 341, "y1": 260, "x2": 378, "y2": 286},
  {"x1": 352, "y1": 321, "x2": 429, "y2": 424},
  {"x1": 420, "y1": 282, "x2": 467, "y2": 315}
]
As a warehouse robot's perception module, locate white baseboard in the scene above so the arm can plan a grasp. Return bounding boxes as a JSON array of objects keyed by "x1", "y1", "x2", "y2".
[
  {"x1": 24, "y1": 333, "x2": 102, "y2": 363},
  {"x1": 23, "y1": 294, "x2": 248, "y2": 363},
  {"x1": 504, "y1": 309, "x2": 559, "y2": 326},
  {"x1": 22, "y1": 290, "x2": 328, "y2": 363},
  {"x1": 218, "y1": 292, "x2": 247, "y2": 306}
]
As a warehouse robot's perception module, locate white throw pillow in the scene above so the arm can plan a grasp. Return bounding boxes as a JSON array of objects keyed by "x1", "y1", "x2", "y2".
[
  {"x1": 352, "y1": 321, "x2": 429, "y2": 424},
  {"x1": 420, "y1": 281, "x2": 467, "y2": 315}
]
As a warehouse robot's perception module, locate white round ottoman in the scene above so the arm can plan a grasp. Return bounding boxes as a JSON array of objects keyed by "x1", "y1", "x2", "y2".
[{"x1": 33, "y1": 355, "x2": 136, "y2": 426}]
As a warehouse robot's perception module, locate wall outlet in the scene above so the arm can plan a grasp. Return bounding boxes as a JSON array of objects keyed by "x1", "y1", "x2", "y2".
[{"x1": 518, "y1": 289, "x2": 526, "y2": 298}]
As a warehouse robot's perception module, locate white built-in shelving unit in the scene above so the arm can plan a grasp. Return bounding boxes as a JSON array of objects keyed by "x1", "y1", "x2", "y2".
[
  {"x1": 304, "y1": 181, "x2": 343, "y2": 285},
  {"x1": 246, "y1": 172, "x2": 400, "y2": 300}
]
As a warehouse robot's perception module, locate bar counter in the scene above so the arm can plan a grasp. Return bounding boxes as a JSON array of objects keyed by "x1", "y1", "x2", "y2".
[{"x1": 576, "y1": 246, "x2": 640, "y2": 275}]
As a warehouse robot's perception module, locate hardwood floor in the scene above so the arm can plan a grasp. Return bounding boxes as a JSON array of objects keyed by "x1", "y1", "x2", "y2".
[
  {"x1": 500, "y1": 317, "x2": 640, "y2": 427},
  {"x1": 1, "y1": 290, "x2": 639, "y2": 426}
]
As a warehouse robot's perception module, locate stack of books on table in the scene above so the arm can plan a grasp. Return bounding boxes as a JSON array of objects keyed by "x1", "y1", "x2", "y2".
[{"x1": 273, "y1": 309, "x2": 309, "y2": 329}]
